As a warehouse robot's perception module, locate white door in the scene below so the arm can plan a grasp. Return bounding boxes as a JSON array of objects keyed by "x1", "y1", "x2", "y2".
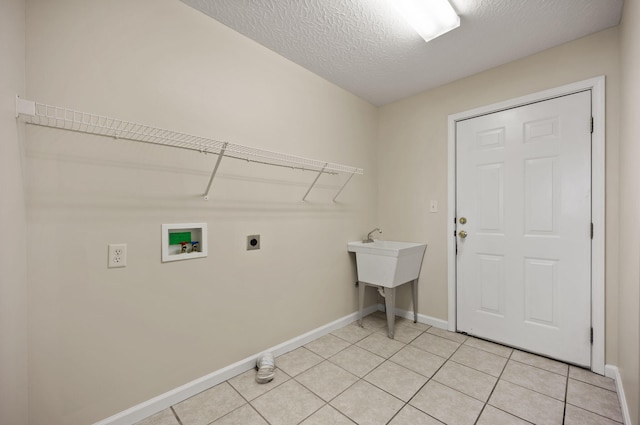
[{"x1": 456, "y1": 91, "x2": 592, "y2": 366}]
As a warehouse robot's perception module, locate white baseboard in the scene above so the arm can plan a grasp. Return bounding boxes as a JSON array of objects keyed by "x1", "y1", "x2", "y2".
[
  {"x1": 605, "y1": 364, "x2": 632, "y2": 425},
  {"x1": 377, "y1": 303, "x2": 449, "y2": 330},
  {"x1": 93, "y1": 304, "x2": 379, "y2": 425}
]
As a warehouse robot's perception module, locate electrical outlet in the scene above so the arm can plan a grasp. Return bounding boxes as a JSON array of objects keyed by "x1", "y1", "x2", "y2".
[
  {"x1": 247, "y1": 235, "x2": 260, "y2": 250},
  {"x1": 108, "y1": 243, "x2": 127, "y2": 268}
]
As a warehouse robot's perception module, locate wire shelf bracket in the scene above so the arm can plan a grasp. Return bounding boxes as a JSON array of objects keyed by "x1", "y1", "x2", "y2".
[
  {"x1": 302, "y1": 163, "x2": 328, "y2": 202},
  {"x1": 203, "y1": 142, "x2": 228, "y2": 201},
  {"x1": 15, "y1": 96, "x2": 364, "y2": 202}
]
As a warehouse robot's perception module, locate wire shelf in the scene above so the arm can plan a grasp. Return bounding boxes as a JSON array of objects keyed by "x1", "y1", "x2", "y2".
[{"x1": 16, "y1": 97, "x2": 363, "y2": 201}]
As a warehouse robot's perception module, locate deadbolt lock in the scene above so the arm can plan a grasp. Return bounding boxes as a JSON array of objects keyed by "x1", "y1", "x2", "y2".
[{"x1": 459, "y1": 217, "x2": 467, "y2": 224}]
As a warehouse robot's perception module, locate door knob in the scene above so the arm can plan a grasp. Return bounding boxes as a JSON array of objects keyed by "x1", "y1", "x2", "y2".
[{"x1": 459, "y1": 230, "x2": 468, "y2": 239}]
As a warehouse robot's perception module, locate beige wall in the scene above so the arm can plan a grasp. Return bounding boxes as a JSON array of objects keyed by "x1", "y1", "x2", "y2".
[
  {"x1": 24, "y1": 1, "x2": 378, "y2": 424},
  {"x1": 619, "y1": 0, "x2": 640, "y2": 422},
  {"x1": 19, "y1": 2, "x2": 638, "y2": 424},
  {"x1": 0, "y1": 0, "x2": 29, "y2": 425},
  {"x1": 377, "y1": 28, "x2": 621, "y2": 362}
]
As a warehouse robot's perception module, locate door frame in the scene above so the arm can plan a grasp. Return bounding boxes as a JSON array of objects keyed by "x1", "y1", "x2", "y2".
[{"x1": 447, "y1": 76, "x2": 605, "y2": 374}]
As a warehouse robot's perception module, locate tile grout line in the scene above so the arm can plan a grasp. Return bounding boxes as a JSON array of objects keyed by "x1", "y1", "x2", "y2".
[
  {"x1": 293, "y1": 358, "x2": 359, "y2": 407},
  {"x1": 380, "y1": 326, "x2": 497, "y2": 423},
  {"x1": 318, "y1": 317, "x2": 436, "y2": 424},
  {"x1": 372, "y1": 321, "x2": 613, "y2": 423},
  {"x1": 575, "y1": 377, "x2": 621, "y2": 393},
  {"x1": 568, "y1": 374, "x2": 619, "y2": 394},
  {"x1": 508, "y1": 356, "x2": 568, "y2": 378},
  {"x1": 169, "y1": 407, "x2": 183, "y2": 425},
  {"x1": 470, "y1": 343, "x2": 515, "y2": 425},
  {"x1": 226, "y1": 377, "x2": 273, "y2": 425},
  {"x1": 564, "y1": 400, "x2": 625, "y2": 424},
  {"x1": 305, "y1": 323, "x2": 420, "y2": 425},
  {"x1": 203, "y1": 314, "x2": 618, "y2": 425},
  {"x1": 498, "y1": 369, "x2": 571, "y2": 403},
  {"x1": 389, "y1": 330, "x2": 469, "y2": 424},
  {"x1": 340, "y1": 323, "x2": 424, "y2": 418},
  {"x1": 481, "y1": 351, "x2": 572, "y2": 424},
  {"x1": 433, "y1": 340, "x2": 507, "y2": 406},
  {"x1": 383, "y1": 326, "x2": 440, "y2": 425},
  {"x1": 562, "y1": 368, "x2": 570, "y2": 425},
  {"x1": 564, "y1": 377, "x2": 626, "y2": 423},
  {"x1": 295, "y1": 323, "x2": 400, "y2": 424},
  {"x1": 465, "y1": 338, "x2": 573, "y2": 403}
]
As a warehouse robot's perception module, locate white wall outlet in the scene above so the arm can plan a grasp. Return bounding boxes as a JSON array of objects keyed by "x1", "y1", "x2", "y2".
[
  {"x1": 108, "y1": 243, "x2": 127, "y2": 268},
  {"x1": 430, "y1": 200, "x2": 438, "y2": 213}
]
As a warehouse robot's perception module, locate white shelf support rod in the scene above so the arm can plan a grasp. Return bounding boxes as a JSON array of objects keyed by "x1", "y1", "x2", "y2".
[
  {"x1": 332, "y1": 171, "x2": 356, "y2": 203},
  {"x1": 15, "y1": 96, "x2": 35, "y2": 118},
  {"x1": 302, "y1": 163, "x2": 328, "y2": 202},
  {"x1": 203, "y1": 142, "x2": 228, "y2": 201}
]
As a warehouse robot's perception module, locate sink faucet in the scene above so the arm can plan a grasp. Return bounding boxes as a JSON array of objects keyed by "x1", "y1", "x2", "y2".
[{"x1": 363, "y1": 228, "x2": 382, "y2": 243}]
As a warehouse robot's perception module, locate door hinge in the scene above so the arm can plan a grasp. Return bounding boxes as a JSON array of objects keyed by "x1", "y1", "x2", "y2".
[
  {"x1": 590, "y1": 327, "x2": 594, "y2": 344},
  {"x1": 591, "y1": 222, "x2": 594, "y2": 239},
  {"x1": 591, "y1": 117, "x2": 594, "y2": 134}
]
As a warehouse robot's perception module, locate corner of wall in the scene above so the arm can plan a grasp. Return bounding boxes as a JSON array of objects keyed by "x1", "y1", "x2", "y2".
[
  {"x1": 0, "y1": 0, "x2": 28, "y2": 424},
  {"x1": 617, "y1": 0, "x2": 640, "y2": 423}
]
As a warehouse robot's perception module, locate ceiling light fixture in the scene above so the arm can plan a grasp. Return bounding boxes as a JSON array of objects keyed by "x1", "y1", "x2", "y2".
[{"x1": 392, "y1": 0, "x2": 460, "y2": 42}]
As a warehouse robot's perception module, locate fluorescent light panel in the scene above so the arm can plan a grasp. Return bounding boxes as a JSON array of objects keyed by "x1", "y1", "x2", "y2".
[{"x1": 393, "y1": 0, "x2": 460, "y2": 42}]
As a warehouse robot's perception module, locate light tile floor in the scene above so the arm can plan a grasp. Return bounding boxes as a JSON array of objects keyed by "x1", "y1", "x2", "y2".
[{"x1": 137, "y1": 312, "x2": 624, "y2": 425}]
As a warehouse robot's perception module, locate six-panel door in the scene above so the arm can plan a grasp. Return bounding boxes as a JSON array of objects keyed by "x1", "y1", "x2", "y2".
[{"x1": 456, "y1": 91, "x2": 592, "y2": 366}]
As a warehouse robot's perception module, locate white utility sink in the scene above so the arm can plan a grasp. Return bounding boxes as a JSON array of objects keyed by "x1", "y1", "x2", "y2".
[
  {"x1": 347, "y1": 240, "x2": 427, "y2": 288},
  {"x1": 348, "y1": 240, "x2": 427, "y2": 339}
]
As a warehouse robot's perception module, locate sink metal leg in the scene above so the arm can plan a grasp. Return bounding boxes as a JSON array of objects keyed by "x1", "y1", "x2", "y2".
[
  {"x1": 384, "y1": 287, "x2": 396, "y2": 338},
  {"x1": 358, "y1": 281, "x2": 365, "y2": 327},
  {"x1": 411, "y1": 279, "x2": 418, "y2": 323}
]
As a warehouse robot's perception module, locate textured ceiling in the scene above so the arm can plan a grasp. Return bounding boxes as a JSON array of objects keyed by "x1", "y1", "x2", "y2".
[{"x1": 181, "y1": 0, "x2": 623, "y2": 106}]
